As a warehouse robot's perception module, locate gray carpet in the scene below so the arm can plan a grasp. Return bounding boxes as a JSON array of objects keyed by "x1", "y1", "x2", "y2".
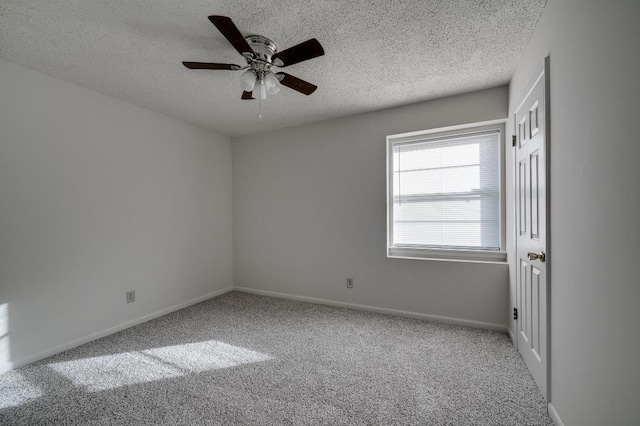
[{"x1": 0, "y1": 292, "x2": 553, "y2": 425}]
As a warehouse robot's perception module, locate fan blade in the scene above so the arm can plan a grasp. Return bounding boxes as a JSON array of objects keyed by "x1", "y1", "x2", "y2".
[
  {"x1": 208, "y1": 15, "x2": 254, "y2": 56},
  {"x1": 183, "y1": 62, "x2": 241, "y2": 70},
  {"x1": 272, "y1": 38, "x2": 324, "y2": 67},
  {"x1": 276, "y1": 72, "x2": 317, "y2": 95},
  {"x1": 241, "y1": 91, "x2": 255, "y2": 100}
]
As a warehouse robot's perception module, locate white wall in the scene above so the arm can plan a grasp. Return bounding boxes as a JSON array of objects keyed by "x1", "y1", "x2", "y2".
[
  {"x1": 507, "y1": 0, "x2": 640, "y2": 424},
  {"x1": 233, "y1": 87, "x2": 509, "y2": 327},
  {"x1": 0, "y1": 59, "x2": 233, "y2": 373}
]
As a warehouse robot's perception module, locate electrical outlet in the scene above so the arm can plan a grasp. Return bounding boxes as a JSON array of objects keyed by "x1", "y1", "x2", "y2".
[
  {"x1": 126, "y1": 290, "x2": 135, "y2": 303},
  {"x1": 346, "y1": 278, "x2": 354, "y2": 289}
]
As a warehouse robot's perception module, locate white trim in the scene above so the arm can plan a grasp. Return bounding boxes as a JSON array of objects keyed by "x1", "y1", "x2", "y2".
[
  {"x1": 388, "y1": 247, "x2": 507, "y2": 263},
  {"x1": 507, "y1": 327, "x2": 516, "y2": 346},
  {"x1": 233, "y1": 286, "x2": 508, "y2": 332},
  {"x1": 0, "y1": 286, "x2": 234, "y2": 375},
  {"x1": 387, "y1": 118, "x2": 508, "y2": 140},
  {"x1": 387, "y1": 121, "x2": 508, "y2": 263},
  {"x1": 548, "y1": 403, "x2": 565, "y2": 426},
  {"x1": 544, "y1": 54, "x2": 553, "y2": 403}
]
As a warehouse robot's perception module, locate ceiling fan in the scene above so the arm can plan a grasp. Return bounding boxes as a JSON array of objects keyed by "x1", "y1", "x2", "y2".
[{"x1": 183, "y1": 16, "x2": 324, "y2": 101}]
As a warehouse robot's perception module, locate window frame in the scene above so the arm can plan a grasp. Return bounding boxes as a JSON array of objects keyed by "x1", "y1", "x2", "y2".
[{"x1": 386, "y1": 119, "x2": 507, "y2": 263}]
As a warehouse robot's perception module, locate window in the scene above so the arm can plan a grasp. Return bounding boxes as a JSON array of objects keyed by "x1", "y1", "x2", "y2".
[{"x1": 387, "y1": 121, "x2": 506, "y2": 262}]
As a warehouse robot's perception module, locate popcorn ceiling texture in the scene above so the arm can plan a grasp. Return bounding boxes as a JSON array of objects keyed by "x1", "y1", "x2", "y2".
[
  {"x1": 0, "y1": 1, "x2": 547, "y2": 136},
  {"x1": 0, "y1": 292, "x2": 553, "y2": 425}
]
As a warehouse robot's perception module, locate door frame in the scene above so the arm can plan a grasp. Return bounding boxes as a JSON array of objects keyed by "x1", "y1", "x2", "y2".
[{"x1": 512, "y1": 55, "x2": 551, "y2": 401}]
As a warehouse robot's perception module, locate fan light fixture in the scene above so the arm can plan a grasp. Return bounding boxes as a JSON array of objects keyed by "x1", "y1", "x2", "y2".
[
  {"x1": 182, "y1": 16, "x2": 324, "y2": 115},
  {"x1": 241, "y1": 70, "x2": 281, "y2": 101}
]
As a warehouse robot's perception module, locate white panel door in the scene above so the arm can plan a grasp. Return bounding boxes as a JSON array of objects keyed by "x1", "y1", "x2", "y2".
[{"x1": 515, "y1": 60, "x2": 549, "y2": 400}]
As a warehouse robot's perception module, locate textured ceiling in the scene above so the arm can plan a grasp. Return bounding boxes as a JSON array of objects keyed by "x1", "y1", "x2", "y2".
[{"x1": 0, "y1": 0, "x2": 547, "y2": 137}]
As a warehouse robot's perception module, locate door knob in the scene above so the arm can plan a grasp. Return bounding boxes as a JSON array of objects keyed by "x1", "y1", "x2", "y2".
[{"x1": 527, "y1": 251, "x2": 546, "y2": 262}]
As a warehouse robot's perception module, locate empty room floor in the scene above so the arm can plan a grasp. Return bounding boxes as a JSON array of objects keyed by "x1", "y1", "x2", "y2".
[{"x1": 0, "y1": 292, "x2": 552, "y2": 425}]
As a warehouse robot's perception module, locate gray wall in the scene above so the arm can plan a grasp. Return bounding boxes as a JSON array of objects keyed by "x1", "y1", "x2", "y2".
[
  {"x1": 0, "y1": 59, "x2": 233, "y2": 373},
  {"x1": 507, "y1": 0, "x2": 640, "y2": 424},
  {"x1": 233, "y1": 87, "x2": 509, "y2": 327}
]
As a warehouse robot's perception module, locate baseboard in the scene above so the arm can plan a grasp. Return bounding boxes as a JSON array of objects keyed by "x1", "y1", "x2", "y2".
[
  {"x1": 548, "y1": 403, "x2": 565, "y2": 426},
  {"x1": 3, "y1": 286, "x2": 233, "y2": 374},
  {"x1": 507, "y1": 327, "x2": 516, "y2": 344},
  {"x1": 233, "y1": 287, "x2": 508, "y2": 332}
]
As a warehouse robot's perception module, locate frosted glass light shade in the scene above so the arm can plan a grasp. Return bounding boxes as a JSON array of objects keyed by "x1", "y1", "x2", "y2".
[
  {"x1": 259, "y1": 81, "x2": 268, "y2": 100},
  {"x1": 252, "y1": 79, "x2": 268, "y2": 100},
  {"x1": 240, "y1": 70, "x2": 257, "y2": 92},
  {"x1": 264, "y1": 72, "x2": 281, "y2": 95}
]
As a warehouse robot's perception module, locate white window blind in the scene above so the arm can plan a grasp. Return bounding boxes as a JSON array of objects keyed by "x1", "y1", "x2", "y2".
[{"x1": 390, "y1": 129, "x2": 501, "y2": 252}]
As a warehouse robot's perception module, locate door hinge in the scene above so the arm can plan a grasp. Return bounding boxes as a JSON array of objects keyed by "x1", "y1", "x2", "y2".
[
  {"x1": 513, "y1": 308, "x2": 518, "y2": 320},
  {"x1": 512, "y1": 135, "x2": 517, "y2": 147}
]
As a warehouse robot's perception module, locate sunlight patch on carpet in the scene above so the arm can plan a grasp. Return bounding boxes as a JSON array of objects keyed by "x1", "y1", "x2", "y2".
[
  {"x1": 0, "y1": 371, "x2": 43, "y2": 409},
  {"x1": 48, "y1": 341, "x2": 272, "y2": 392}
]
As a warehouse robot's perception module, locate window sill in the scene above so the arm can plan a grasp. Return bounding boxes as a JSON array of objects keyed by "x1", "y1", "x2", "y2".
[{"x1": 387, "y1": 247, "x2": 507, "y2": 264}]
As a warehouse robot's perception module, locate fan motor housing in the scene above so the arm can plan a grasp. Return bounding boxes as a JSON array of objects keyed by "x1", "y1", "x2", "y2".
[{"x1": 245, "y1": 35, "x2": 277, "y2": 67}]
